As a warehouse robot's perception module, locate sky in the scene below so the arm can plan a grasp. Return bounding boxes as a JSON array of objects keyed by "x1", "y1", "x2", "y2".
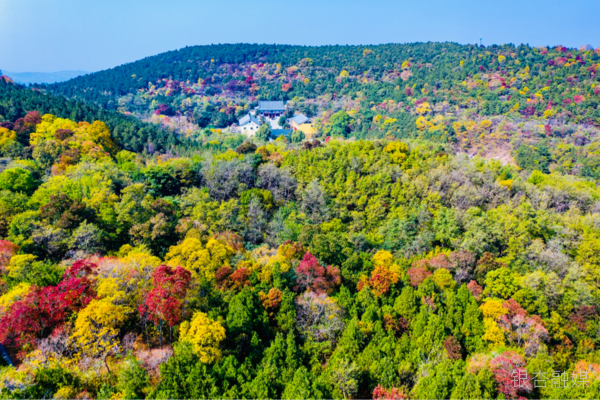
[{"x1": 1, "y1": 0, "x2": 599, "y2": 73}]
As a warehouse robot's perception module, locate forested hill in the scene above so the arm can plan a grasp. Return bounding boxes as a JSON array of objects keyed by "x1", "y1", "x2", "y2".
[
  {"x1": 46, "y1": 42, "x2": 475, "y2": 103},
  {"x1": 45, "y1": 42, "x2": 600, "y2": 121},
  {"x1": 2, "y1": 44, "x2": 600, "y2": 399},
  {"x1": 1, "y1": 109, "x2": 600, "y2": 398},
  {"x1": 0, "y1": 76, "x2": 188, "y2": 153},
  {"x1": 42, "y1": 42, "x2": 600, "y2": 181}
]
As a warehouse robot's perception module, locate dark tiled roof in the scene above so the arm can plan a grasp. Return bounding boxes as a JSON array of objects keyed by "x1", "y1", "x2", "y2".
[
  {"x1": 258, "y1": 101, "x2": 285, "y2": 111},
  {"x1": 239, "y1": 114, "x2": 260, "y2": 126},
  {"x1": 272, "y1": 129, "x2": 293, "y2": 137}
]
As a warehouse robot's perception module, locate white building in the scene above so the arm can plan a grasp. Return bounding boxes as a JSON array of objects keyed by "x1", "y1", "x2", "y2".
[{"x1": 238, "y1": 114, "x2": 261, "y2": 136}]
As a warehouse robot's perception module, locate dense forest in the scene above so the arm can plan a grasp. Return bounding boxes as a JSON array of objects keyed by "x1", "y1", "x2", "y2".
[
  {"x1": 41, "y1": 42, "x2": 600, "y2": 181},
  {"x1": 0, "y1": 77, "x2": 188, "y2": 154},
  {"x1": 0, "y1": 42, "x2": 599, "y2": 399}
]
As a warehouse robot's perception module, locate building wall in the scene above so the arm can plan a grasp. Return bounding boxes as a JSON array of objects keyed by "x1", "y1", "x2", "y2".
[
  {"x1": 259, "y1": 110, "x2": 283, "y2": 118},
  {"x1": 291, "y1": 121, "x2": 316, "y2": 137},
  {"x1": 241, "y1": 122, "x2": 259, "y2": 136}
]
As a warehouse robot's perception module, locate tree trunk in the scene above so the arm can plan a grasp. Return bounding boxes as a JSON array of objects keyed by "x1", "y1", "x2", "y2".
[
  {"x1": 104, "y1": 357, "x2": 111, "y2": 374},
  {"x1": 159, "y1": 319, "x2": 163, "y2": 348},
  {"x1": 143, "y1": 317, "x2": 150, "y2": 348}
]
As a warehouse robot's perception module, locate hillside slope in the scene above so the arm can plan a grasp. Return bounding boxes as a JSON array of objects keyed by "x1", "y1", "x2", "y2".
[
  {"x1": 44, "y1": 42, "x2": 600, "y2": 179},
  {"x1": 0, "y1": 108, "x2": 600, "y2": 398},
  {"x1": 0, "y1": 45, "x2": 600, "y2": 399},
  {"x1": 0, "y1": 76, "x2": 192, "y2": 153}
]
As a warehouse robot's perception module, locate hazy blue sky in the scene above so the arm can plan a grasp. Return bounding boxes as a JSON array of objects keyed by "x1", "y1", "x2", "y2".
[{"x1": 1, "y1": 0, "x2": 599, "y2": 73}]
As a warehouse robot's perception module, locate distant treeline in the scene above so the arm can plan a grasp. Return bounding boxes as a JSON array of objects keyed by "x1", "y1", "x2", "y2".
[{"x1": 0, "y1": 77, "x2": 193, "y2": 153}]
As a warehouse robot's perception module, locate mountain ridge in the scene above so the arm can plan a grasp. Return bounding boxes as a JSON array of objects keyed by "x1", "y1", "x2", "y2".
[{"x1": 3, "y1": 70, "x2": 90, "y2": 85}]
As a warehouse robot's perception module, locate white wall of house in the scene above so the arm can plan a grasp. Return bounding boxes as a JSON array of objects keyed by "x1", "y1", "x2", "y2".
[{"x1": 240, "y1": 122, "x2": 260, "y2": 136}]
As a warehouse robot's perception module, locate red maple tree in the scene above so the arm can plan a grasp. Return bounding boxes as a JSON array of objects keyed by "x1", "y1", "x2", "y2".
[
  {"x1": 373, "y1": 385, "x2": 408, "y2": 400},
  {"x1": 490, "y1": 351, "x2": 533, "y2": 399},
  {"x1": 295, "y1": 252, "x2": 340, "y2": 294},
  {"x1": 0, "y1": 260, "x2": 97, "y2": 354},
  {"x1": 407, "y1": 267, "x2": 431, "y2": 287},
  {"x1": 138, "y1": 265, "x2": 191, "y2": 347}
]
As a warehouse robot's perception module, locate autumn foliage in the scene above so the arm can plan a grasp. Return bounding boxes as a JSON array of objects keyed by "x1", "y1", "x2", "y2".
[
  {"x1": 1, "y1": 66, "x2": 600, "y2": 397},
  {"x1": 373, "y1": 385, "x2": 408, "y2": 400},
  {"x1": 490, "y1": 351, "x2": 533, "y2": 398},
  {"x1": 407, "y1": 267, "x2": 432, "y2": 287},
  {"x1": 139, "y1": 265, "x2": 191, "y2": 328},
  {"x1": 294, "y1": 252, "x2": 340, "y2": 294},
  {"x1": 0, "y1": 260, "x2": 96, "y2": 352}
]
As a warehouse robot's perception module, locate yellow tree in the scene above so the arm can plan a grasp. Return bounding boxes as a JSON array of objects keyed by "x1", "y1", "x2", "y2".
[
  {"x1": 72, "y1": 121, "x2": 118, "y2": 157},
  {"x1": 6, "y1": 254, "x2": 38, "y2": 282},
  {"x1": 28, "y1": 115, "x2": 116, "y2": 159},
  {"x1": 360, "y1": 251, "x2": 401, "y2": 297},
  {"x1": 179, "y1": 312, "x2": 225, "y2": 363},
  {"x1": 0, "y1": 127, "x2": 16, "y2": 147},
  {"x1": 480, "y1": 299, "x2": 508, "y2": 349},
  {"x1": 432, "y1": 268, "x2": 455, "y2": 291},
  {"x1": 165, "y1": 237, "x2": 234, "y2": 282},
  {"x1": 383, "y1": 142, "x2": 409, "y2": 164},
  {"x1": 71, "y1": 283, "x2": 131, "y2": 373},
  {"x1": 29, "y1": 114, "x2": 78, "y2": 145},
  {"x1": 0, "y1": 282, "x2": 31, "y2": 316},
  {"x1": 96, "y1": 247, "x2": 161, "y2": 306}
]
